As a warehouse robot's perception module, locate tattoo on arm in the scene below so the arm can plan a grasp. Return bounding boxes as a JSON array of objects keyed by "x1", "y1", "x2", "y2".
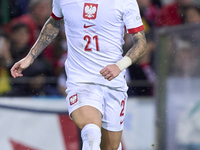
[
  {"x1": 28, "y1": 16, "x2": 63, "y2": 59},
  {"x1": 125, "y1": 30, "x2": 147, "y2": 64}
]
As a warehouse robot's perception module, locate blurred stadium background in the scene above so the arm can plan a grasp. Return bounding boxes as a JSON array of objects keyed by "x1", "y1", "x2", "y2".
[{"x1": 0, "y1": 0, "x2": 200, "y2": 150}]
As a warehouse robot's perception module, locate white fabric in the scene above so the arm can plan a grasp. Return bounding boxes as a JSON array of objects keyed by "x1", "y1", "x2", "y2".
[
  {"x1": 66, "y1": 82, "x2": 128, "y2": 131},
  {"x1": 117, "y1": 142, "x2": 122, "y2": 150},
  {"x1": 52, "y1": 0, "x2": 143, "y2": 91},
  {"x1": 52, "y1": 0, "x2": 63, "y2": 18},
  {"x1": 123, "y1": 0, "x2": 143, "y2": 30},
  {"x1": 81, "y1": 124, "x2": 101, "y2": 150}
]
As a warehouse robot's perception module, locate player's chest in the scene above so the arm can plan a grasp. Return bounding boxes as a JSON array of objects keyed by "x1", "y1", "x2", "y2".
[{"x1": 60, "y1": 0, "x2": 122, "y2": 27}]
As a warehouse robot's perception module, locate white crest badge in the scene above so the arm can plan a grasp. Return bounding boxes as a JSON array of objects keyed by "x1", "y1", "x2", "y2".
[{"x1": 83, "y1": 3, "x2": 98, "y2": 20}]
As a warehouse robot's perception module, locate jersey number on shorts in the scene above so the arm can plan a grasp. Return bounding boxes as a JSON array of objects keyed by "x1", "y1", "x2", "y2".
[
  {"x1": 84, "y1": 35, "x2": 99, "y2": 51},
  {"x1": 120, "y1": 98, "x2": 126, "y2": 117}
]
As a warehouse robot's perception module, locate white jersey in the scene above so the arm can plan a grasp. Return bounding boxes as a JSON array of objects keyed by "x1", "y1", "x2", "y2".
[{"x1": 52, "y1": 0, "x2": 144, "y2": 91}]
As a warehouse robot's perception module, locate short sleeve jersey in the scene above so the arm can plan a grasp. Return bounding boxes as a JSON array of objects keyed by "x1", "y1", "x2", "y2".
[{"x1": 52, "y1": 0, "x2": 144, "y2": 90}]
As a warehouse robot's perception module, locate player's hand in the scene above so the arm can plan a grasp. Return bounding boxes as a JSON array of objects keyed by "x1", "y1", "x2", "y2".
[
  {"x1": 100, "y1": 64, "x2": 121, "y2": 81},
  {"x1": 10, "y1": 55, "x2": 34, "y2": 78}
]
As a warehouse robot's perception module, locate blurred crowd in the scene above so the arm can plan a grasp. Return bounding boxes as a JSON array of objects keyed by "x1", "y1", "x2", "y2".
[{"x1": 0, "y1": 0, "x2": 200, "y2": 97}]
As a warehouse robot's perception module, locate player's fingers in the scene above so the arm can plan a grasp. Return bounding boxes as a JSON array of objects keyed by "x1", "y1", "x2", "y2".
[
  {"x1": 100, "y1": 68, "x2": 109, "y2": 76},
  {"x1": 10, "y1": 65, "x2": 18, "y2": 78},
  {"x1": 11, "y1": 70, "x2": 23, "y2": 78},
  {"x1": 10, "y1": 70, "x2": 15, "y2": 78},
  {"x1": 14, "y1": 71, "x2": 23, "y2": 78},
  {"x1": 10, "y1": 64, "x2": 23, "y2": 78},
  {"x1": 107, "y1": 72, "x2": 119, "y2": 81},
  {"x1": 100, "y1": 68, "x2": 107, "y2": 74},
  {"x1": 102, "y1": 70, "x2": 110, "y2": 76},
  {"x1": 107, "y1": 76, "x2": 114, "y2": 81},
  {"x1": 104, "y1": 71, "x2": 116, "y2": 79},
  {"x1": 103, "y1": 73, "x2": 111, "y2": 79}
]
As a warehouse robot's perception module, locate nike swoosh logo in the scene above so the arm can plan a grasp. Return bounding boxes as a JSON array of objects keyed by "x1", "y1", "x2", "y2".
[
  {"x1": 84, "y1": 24, "x2": 95, "y2": 28},
  {"x1": 120, "y1": 120, "x2": 124, "y2": 124}
]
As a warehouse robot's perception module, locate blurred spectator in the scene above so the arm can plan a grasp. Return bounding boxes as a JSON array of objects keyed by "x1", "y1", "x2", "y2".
[
  {"x1": 123, "y1": 33, "x2": 156, "y2": 96},
  {"x1": 156, "y1": 0, "x2": 193, "y2": 26},
  {"x1": 137, "y1": 0, "x2": 157, "y2": 87},
  {"x1": 3, "y1": 0, "x2": 55, "y2": 67},
  {"x1": 137, "y1": 0, "x2": 161, "y2": 29},
  {"x1": 137, "y1": 0, "x2": 158, "y2": 72},
  {"x1": 6, "y1": 58, "x2": 59, "y2": 97},
  {"x1": 21, "y1": 61, "x2": 60, "y2": 97},
  {"x1": 183, "y1": 5, "x2": 200, "y2": 24},
  {"x1": 54, "y1": 31, "x2": 68, "y2": 97},
  {"x1": 4, "y1": 0, "x2": 51, "y2": 45},
  {"x1": 3, "y1": 23, "x2": 59, "y2": 97},
  {"x1": 123, "y1": 0, "x2": 157, "y2": 96},
  {"x1": 10, "y1": 23, "x2": 30, "y2": 62},
  {"x1": 1, "y1": 0, "x2": 66, "y2": 97},
  {"x1": 152, "y1": 0, "x2": 161, "y2": 7},
  {"x1": 0, "y1": 30, "x2": 12, "y2": 95},
  {"x1": 0, "y1": 0, "x2": 30, "y2": 25},
  {"x1": 51, "y1": 30, "x2": 67, "y2": 76}
]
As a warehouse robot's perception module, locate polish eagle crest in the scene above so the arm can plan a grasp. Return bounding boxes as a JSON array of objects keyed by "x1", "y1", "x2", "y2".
[{"x1": 83, "y1": 3, "x2": 98, "y2": 20}]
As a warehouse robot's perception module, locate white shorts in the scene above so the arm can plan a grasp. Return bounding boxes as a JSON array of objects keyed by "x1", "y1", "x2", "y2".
[{"x1": 66, "y1": 82, "x2": 128, "y2": 131}]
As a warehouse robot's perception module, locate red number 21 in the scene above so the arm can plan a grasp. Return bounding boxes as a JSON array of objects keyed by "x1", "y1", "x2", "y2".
[{"x1": 84, "y1": 35, "x2": 99, "y2": 51}]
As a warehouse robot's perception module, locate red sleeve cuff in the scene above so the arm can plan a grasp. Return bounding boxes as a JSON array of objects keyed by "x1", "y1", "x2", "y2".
[
  {"x1": 127, "y1": 25, "x2": 144, "y2": 34},
  {"x1": 51, "y1": 12, "x2": 63, "y2": 20}
]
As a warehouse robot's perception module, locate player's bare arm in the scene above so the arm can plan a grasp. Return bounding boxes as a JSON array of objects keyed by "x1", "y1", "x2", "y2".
[
  {"x1": 29, "y1": 16, "x2": 63, "y2": 60},
  {"x1": 100, "y1": 30, "x2": 147, "y2": 81},
  {"x1": 10, "y1": 16, "x2": 63, "y2": 78},
  {"x1": 125, "y1": 30, "x2": 147, "y2": 63}
]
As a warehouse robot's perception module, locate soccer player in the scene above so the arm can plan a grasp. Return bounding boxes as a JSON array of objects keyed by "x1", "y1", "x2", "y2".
[{"x1": 10, "y1": 0, "x2": 147, "y2": 149}]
